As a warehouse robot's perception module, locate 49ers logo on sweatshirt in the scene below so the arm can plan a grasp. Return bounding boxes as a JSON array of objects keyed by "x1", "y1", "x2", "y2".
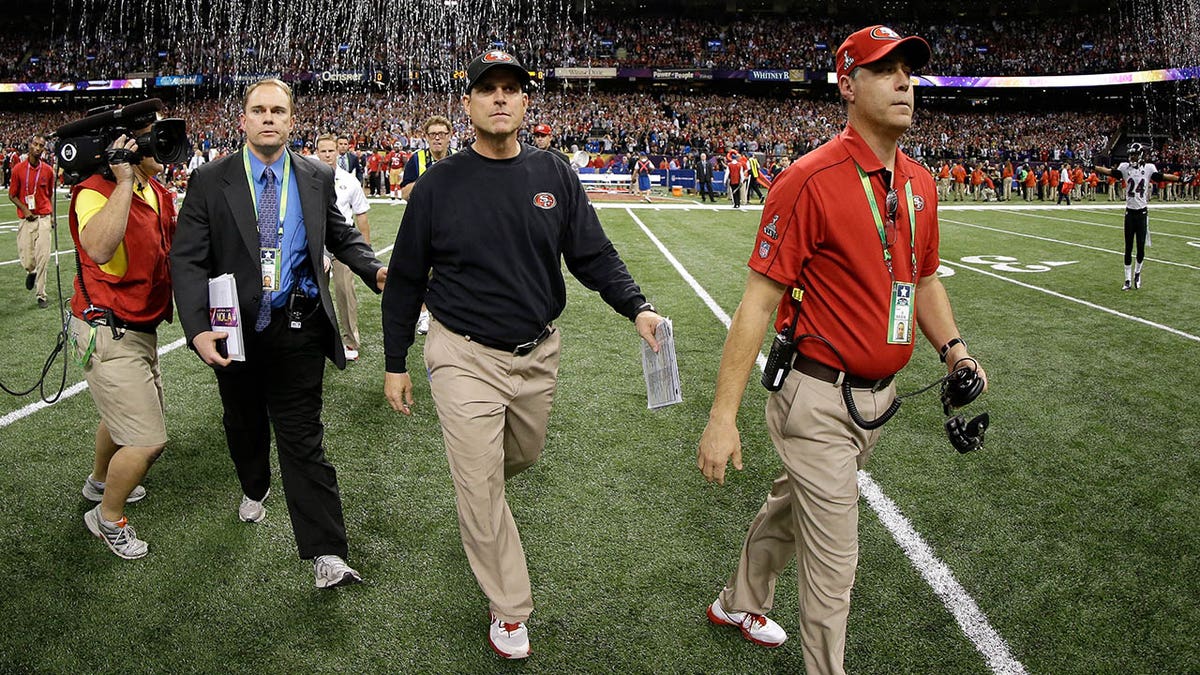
[{"x1": 533, "y1": 192, "x2": 557, "y2": 209}]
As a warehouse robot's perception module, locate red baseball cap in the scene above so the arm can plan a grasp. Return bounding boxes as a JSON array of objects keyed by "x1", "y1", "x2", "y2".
[
  {"x1": 836, "y1": 25, "x2": 931, "y2": 80},
  {"x1": 533, "y1": 123, "x2": 552, "y2": 135}
]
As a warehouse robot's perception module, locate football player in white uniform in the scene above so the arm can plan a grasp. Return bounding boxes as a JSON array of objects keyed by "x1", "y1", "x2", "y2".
[{"x1": 1095, "y1": 143, "x2": 1182, "y2": 290}]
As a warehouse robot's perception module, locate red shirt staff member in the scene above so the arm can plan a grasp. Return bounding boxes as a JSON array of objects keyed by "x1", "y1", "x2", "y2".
[
  {"x1": 696, "y1": 26, "x2": 987, "y2": 675},
  {"x1": 8, "y1": 134, "x2": 55, "y2": 308}
]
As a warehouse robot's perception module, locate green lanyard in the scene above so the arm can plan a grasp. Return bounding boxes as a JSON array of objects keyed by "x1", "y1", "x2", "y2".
[
  {"x1": 855, "y1": 163, "x2": 917, "y2": 281},
  {"x1": 242, "y1": 147, "x2": 291, "y2": 237}
]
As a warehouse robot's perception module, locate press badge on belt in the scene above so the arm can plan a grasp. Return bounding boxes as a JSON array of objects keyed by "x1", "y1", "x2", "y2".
[
  {"x1": 887, "y1": 281, "x2": 914, "y2": 344},
  {"x1": 261, "y1": 248, "x2": 280, "y2": 292}
]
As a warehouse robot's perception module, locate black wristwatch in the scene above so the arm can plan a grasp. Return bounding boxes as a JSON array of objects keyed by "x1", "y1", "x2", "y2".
[{"x1": 939, "y1": 337, "x2": 965, "y2": 363}]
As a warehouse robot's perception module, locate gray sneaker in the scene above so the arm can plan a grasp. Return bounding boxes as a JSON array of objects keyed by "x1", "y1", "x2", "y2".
[
  {"x1": 314, "y1": 555, "x2": 362, "y2": 589},
  {"x1": 82, "y1": 475, "x2": 147, "y2": 503},
  {"x1": 84, "y1": 505, "x2": 148, "y2": 559},
  {"x1": 239, "y1": 489, "x2": 269, "y2": 523}
]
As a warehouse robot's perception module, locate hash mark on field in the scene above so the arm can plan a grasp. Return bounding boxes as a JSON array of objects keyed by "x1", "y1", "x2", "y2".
[{"x1": 625, "y1": 207, "x2": 1027, "y2": 674}]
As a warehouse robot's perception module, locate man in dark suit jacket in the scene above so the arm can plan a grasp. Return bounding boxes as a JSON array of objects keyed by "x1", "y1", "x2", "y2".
[
  {"x1": 336, "y1": 136, "x2": 361, "y2": 182},
  {"x1": 171, "y1": 78, "x2": 385, "y2": 589}
]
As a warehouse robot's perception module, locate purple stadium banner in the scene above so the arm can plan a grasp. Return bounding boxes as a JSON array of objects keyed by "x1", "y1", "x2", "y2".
[{"x1": 824, "y1": 67, "x2": 1200, "y2": 87}]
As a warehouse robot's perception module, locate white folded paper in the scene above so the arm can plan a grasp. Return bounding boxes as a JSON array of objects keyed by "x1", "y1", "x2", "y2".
[
  {"x1": 642, "y1": 317, "x2": 682, "y2": 410},
  {"x1": 207, "y1": 273, "x2": 246, "y2": 361}
]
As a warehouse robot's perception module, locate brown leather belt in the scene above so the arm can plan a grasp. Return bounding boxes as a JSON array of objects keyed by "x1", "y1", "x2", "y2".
[{"x1": 794, "y1": 356, "x2": 894, "y2": 391}]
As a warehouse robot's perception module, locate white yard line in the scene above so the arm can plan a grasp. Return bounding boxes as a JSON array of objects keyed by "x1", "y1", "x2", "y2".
[
  {"x1": 1000, "y1": 209, "x2": 1198, "y2": 240},
  {"x1": 939, "y1": 218, "x2": 1200, "y2": 271},
  {"x1": 625, "y1": 207, "x2": 1028, "y2": 675},
  {"x1": 942, "y1": 259, "x2": 1200, "y2": 343}
]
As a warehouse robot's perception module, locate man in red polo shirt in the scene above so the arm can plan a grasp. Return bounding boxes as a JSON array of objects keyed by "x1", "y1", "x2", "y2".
[
  {"x1": 697, "y1": 25, "x2": 986, "y2": 675},
  {"x1": 9, "y1": 134, "x2": 55, "y2": 308}
]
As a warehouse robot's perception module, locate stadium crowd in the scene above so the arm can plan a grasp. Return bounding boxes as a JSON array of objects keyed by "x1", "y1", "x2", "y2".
[
  {"x1": 0, "y1": 92, "x2": 1134, "y2": 167},
  {"x1": 3, "y1": 15, "x2": 1166, "y2": 82}
]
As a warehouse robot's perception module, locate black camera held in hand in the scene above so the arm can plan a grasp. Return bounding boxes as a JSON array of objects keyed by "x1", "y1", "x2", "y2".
[
  {"x1": 53, "y1": 98, "x2": 190, "y2": 185},
  {"x1": 941, "y1": 360, "x2": 989, "y2": 453}
]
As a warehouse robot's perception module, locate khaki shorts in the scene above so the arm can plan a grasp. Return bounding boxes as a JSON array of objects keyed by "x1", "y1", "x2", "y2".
[{"x1": 69, "y1": 316, "x2": 167, "y2": 447}]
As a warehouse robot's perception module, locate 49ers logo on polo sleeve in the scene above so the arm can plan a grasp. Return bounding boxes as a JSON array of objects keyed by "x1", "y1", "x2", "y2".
[{"x1": 533, "y1": 192, "x2": 557, "y2": 209}]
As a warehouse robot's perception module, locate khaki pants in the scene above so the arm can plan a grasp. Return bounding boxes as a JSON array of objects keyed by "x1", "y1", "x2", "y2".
[
  {"x1": 719, "y1": 370, "x2": 893, "y2": 675},
  {"x1": 18, "y1": 214, "x2": 52, "y2": 300},
  {"x1": 331, "y1": 259, "x2": 359, "y2": 350},
  {"x1": 69, "y1": 316, "x2": 167, "y2": 447},
  {"x1": 424, "y1": 318, "x2": 560, "y2": 623}
]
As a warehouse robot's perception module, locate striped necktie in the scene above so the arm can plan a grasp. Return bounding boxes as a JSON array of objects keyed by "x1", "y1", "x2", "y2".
[{"x1": 254, "y1": 167, "x2": 279, "y2": 332}]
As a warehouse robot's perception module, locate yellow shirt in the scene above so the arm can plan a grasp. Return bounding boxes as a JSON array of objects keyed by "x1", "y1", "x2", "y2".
[{"x1": 74, "y1": 182, "x2": 160, "y2": 278}]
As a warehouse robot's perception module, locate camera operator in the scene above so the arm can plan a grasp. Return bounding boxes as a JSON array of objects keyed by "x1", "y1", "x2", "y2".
[
  {"x1": 67, "y1": 124, "x2": 176, "y2": 561},
  {"x1": 9, "y1": 134, "x2": 55, "y2": 309}
]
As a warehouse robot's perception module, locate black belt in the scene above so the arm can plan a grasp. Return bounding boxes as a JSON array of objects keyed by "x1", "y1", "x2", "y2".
[
  {"x1": 794, "y1": 356, "x2": 894, "y2": 391},
  {"x1": 80, "y1": 310, "x2": 158, "y2": 335},
  {"x1": 469, "y1": 326, "x2": 555, "y2": 356}
]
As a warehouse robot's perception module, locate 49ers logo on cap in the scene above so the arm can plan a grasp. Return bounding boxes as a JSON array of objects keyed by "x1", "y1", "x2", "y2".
[
  {"x1": 870, "y1": 26, "x2": 902, "y2": 41},
  {"x1": 483, "y1": 50, "x2": 515, "y2": 63},
  {"x1": 533, "y1": 192, "x2": 557, "y2": 209}
]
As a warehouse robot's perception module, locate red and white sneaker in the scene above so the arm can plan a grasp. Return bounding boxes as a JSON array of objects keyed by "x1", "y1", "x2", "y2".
[
  {"x1": 707, "y1": 598, "x2": 787, "y2": 647},
  {"x1": 488, "y1": 612, "x2": 530, "y2": 659}
]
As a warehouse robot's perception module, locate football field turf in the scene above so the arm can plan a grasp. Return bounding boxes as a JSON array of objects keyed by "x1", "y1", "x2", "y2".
[{"x1": 0, "y1": 195, "x2": 1197, "y2": 673}]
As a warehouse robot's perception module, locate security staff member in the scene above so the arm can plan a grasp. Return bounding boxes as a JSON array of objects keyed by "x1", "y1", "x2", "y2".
[
  {"x1": 399, "y1": 115, "x2": 454, "y2": 201},
  {"x1": 65, "y1": 105, "x2": 175, "y2": 560},
  {"x1": 746, "y1": 152, "x2": 766, "y2": 204},
  {"x1": 696, "y1": 26, "x2": 986, "y2": 675},
  {"x1": 172, "y1": 78, "x2": 385, "y2": 589},
  {"x1": 382, "y1": 49, "x2": 663, "y2": 660},
  {"x1": 399, "y1": 115, "x2": 454, "y2": 335}
]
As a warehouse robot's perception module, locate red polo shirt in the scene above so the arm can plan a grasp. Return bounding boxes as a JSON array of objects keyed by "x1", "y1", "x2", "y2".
[
  {"x1": 9, "y1": 158, "x2": 55, "y2": 216},
  {"x1": 748, "y1": 125, "x2": 941, "y2": 380}
]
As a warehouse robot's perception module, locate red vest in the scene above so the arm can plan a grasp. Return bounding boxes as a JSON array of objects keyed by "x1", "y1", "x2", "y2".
[{"x1": 69, "y1": 174, "x2": 176, "y2": 327}]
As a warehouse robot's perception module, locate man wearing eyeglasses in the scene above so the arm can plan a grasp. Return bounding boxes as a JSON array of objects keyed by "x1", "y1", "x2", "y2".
[
  {"x1": 696, "y1": 26, "x2": 987, "y2": 675},
  {"x1": 400, "y1": 115, "x2": 455, "y2": 334}
]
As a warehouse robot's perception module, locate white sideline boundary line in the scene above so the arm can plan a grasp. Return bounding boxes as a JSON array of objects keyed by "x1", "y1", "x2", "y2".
[
  {"x1": 624, "y1": 207, "x2": 1027, "y2": 675},
  {"x1": 1, "y1": 249, "x2": 75, "y2": 267},
  {"x1": 939, "y1": 218, "x2": 1200, "y2": 271},
  {"x1": 942, "y1": 259, "x2": 1200, "y2": 343},
  {"x1": 0, "y1": 244, "x2": 397, "y2": 430},
  {"x1": 1, "y1": 338, "x2": 187, "y2": 429}
]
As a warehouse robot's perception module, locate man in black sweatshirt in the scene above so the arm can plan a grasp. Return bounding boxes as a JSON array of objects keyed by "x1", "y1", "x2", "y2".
[{"x1": 381, "y1": 50, "x2": 664, "y2": 660}]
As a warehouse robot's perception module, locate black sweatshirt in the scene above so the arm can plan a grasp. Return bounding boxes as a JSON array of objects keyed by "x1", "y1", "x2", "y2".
[{"x1": 382, "y1": 143, "x2": 647, "y2": 373}]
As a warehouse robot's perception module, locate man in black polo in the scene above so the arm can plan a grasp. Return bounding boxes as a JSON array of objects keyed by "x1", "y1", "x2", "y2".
[{"x1": 381, "y1": 49, "x2": 663, "y2": 660}]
